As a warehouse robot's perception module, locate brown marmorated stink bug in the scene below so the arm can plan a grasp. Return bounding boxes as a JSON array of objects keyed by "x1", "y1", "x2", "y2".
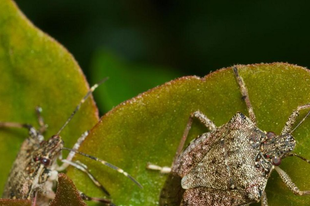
[
  {"x1": 0, "y1": 79, "x2": 142, "y2": 206},
  {"x1": 148, "y1": 67, "x2": 310, "y2": 205}
]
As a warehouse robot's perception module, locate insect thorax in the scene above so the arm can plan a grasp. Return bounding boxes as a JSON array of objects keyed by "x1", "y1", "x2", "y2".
[{"x1": 255, "y1": 131, "x2": 296, "y2": 176}]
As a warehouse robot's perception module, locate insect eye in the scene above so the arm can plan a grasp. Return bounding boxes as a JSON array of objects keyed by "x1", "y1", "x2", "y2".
[
  {"x1": 40, "y1": 157, "x2": 50, "y2": 166},
  {"x1": 272, "y1": 156, "x2": 281, "y2": 166}
]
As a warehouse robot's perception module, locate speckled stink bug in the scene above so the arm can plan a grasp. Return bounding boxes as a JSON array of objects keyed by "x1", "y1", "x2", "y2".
[
  {"x1": 0, "y1": 79, "x2": 141, "y2": 206},
  {"x1": 148, "y1": 67, "x2": 310, "y2": 205}
]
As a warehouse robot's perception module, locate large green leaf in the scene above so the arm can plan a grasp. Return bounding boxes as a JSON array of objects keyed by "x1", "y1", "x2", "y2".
[
  {"x1": 1, "y1": 1, "x2": 310, "y2": 206},
  {"x1": 0, "y1": 0, "x2": 98, "y2": 204},
  {"x1": 69, "y1": 63, "x2": 310, "y2": 205}
]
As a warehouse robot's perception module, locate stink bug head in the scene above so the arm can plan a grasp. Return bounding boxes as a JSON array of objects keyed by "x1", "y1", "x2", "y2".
[
  {"x1": 34, "y1": 135, "x2": 64, "y2": 168},
  {"x1": 260, "y1": 132, "x2": 296, "y2": 167}
]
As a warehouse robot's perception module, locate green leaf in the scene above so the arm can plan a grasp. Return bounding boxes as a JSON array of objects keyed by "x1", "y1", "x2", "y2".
[
  {"x1": 1, "y1": 2, "x2": 310, "y2": 206},
  {"x1": 69, "y1": 63, "x2": 310, "y2": 205},
  {"x1": 0, "y1": 0, "x2": 98, "y2": 204},
  {"x1": 50, "y1": 174, "x2": 86, "y2": 206}
]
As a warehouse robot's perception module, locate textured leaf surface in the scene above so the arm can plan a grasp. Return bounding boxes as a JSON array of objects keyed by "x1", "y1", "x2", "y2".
[
  {"x1": 0, "y1": 200, "x2": 30, "y2": 206},
  {"x1": 50, "y1": 174, "x2": 86, "y2": 206},
  {"x1": 0, "y1": 0, "x2": 98, "y2": 204},
  {"x1": 69, "y1": 63, "x2": 310, "y2": 205}
]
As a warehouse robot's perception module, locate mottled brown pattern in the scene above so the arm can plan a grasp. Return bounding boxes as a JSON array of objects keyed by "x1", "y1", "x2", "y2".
[
  {"x1": 182, "y1": 188, "x2": 253, "y2": 206},
  {"x1": 173, "y1": 113, "x2": 269, "y2": 204},
  {"x1": 160, "y1": 67, "x2": 310, "y2": 205}
]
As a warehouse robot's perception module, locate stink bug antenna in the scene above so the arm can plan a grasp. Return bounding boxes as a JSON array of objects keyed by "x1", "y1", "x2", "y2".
[
  {"x1": 285, "y1": 153, "x2": 310, "y2": 164},
  {"x1": 62, "y1": 147, "x2": 143, "y2": 188},
  {"x1": 56, "y1": 77, "x2": 108, "y2": 136},
  {"x1": 290, "y1": 110, "x2": 310, "y2": 135},
  {"x1": 287, "y1": 109, "x2": 310, "y2": 165}
]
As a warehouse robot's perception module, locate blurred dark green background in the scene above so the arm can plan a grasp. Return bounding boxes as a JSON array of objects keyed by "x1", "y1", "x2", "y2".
[{"x1": 14, "y1": 0, "x2": 310, "y2": 114}]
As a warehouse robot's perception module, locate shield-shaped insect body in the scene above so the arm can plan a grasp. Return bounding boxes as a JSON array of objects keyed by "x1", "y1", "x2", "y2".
[{"x1": 148, "y1": 67, "x2": 310, "y2": 206}]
